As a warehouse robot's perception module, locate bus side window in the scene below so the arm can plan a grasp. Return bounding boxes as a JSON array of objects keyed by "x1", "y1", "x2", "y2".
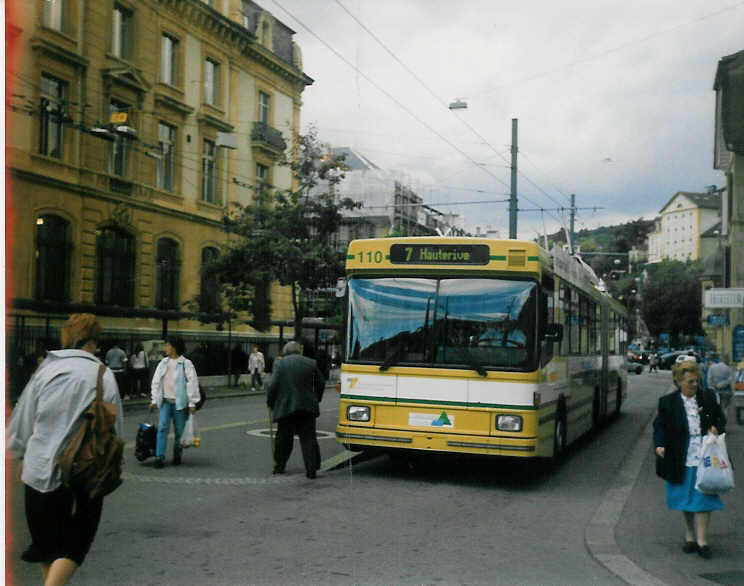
[{"x1": 540, "y1": 276, "x2": 555, "y2": 366}]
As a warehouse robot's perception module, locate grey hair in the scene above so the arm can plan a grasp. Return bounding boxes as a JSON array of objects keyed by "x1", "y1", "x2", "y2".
[{"x1": 282, "y1": 341, "x2": 302, "y2": 356}]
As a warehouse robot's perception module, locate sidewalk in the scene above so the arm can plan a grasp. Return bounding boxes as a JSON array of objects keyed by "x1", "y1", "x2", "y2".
[
  {"x1": 611, "y1": 398, "x2": 744, "y2": 585},
  {"x1": 121, "y1": 369, "x2": 340, "y2": 412}
]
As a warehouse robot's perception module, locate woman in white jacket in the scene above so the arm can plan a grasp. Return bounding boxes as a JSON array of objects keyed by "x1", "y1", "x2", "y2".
[
  {"x1": 149, "y1": 337, "x2": 200, "y2": 468},
  {"x1": 8, "y1": 313, "x2": 123, "y2": 586}
]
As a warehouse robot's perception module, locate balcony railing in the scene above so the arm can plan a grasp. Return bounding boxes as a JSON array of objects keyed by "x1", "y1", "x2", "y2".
[{"x1": 251, "y1": 122, "x2": 287, "y2": 155}]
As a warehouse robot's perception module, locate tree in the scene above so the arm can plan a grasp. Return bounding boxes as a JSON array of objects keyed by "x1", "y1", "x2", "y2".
[
  {"x1": 209, "y1": 129, "x2": 359, "y2": 338},
  {"x1": 641, "y1": 260, "x2": 704, "y2": 344}
]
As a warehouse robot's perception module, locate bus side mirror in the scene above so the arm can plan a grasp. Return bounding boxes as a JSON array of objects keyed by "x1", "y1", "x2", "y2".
[{"x1": 544, "y1": 324, "x2": 563, "y2": 343}]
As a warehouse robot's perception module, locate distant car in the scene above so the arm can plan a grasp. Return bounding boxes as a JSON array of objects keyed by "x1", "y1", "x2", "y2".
[
  {"x1": 659, "y1": 351, "x2": 686, "y2": 369},
  {"x1": 625, "y1": 358, "x2": 643, "y2": 375}
]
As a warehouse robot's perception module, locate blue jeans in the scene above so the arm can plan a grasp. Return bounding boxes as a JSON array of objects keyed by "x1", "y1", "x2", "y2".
[
  {"x1": 251, "y1": 370, "x2": 262, "y2": 389},
  {"x1": 156, "y1": 401, "x2": 187, "y2": 461}
]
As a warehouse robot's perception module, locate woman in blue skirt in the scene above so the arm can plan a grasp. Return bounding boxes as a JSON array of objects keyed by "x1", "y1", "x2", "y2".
[{"x1": 653, "y1": 359, "x2": 726, "y2": 559}]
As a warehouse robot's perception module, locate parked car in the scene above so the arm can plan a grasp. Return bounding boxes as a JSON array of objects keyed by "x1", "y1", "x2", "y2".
[
  {"x1": 625, "y1": 358, "x2": 644, "y2": 375},
  {"x1": 659, "y1": 350, "x2": 686, "y2": 369}
]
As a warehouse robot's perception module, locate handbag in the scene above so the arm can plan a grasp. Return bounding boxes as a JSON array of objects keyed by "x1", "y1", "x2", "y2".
[{"x1": 695, "y1": 433, "x2": 734, "y2": 495}]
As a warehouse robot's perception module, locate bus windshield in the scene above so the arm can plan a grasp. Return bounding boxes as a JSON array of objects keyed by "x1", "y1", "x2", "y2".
[{"x1": 347, "y1": 277, "x2": 538, "y2": 371}]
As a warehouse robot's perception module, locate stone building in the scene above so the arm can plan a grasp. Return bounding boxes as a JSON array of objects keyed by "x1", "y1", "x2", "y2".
[{"x1": 6, "y1": 0, "x2": 312, "y2": 384}]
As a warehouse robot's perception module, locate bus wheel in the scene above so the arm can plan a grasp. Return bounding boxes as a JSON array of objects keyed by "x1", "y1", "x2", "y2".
[{"x1": 553, "y1": 410, "x2": 567, "y2": 462}]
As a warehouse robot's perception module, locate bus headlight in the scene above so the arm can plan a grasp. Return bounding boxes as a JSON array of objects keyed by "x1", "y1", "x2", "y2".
[
  {"x1": 496, "y1": 414, "x2": 522, "y2": 432},
  {"x1": 347, "y1": 405, "x2": 370, "y2": 422}
]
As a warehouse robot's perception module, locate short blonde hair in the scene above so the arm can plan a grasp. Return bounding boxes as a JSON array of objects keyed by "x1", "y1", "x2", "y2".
[
  {"x1": 61, "y1": 313, "x2": 101, "y2": 349},
  {"x1": 672, "y1": 360, "x2": 699, "y2": 386}
]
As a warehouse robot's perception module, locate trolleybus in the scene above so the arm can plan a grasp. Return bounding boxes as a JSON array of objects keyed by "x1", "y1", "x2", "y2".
[{"x1": 335, "y1": 237, "x2": 628, "y2": 461}]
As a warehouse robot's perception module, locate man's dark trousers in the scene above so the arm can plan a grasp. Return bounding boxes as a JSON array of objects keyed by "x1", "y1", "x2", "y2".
[{"x1": 274, "y1": 411, "x2": 319, "y2": 475}]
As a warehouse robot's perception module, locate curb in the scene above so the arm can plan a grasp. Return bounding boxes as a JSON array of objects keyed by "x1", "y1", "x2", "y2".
[
  {"x1": 122, "y1": 381, "x2": 339, "y2": 412},
  {"x1": 585, "y1": 411, "x2": 669, "y2": 585}
]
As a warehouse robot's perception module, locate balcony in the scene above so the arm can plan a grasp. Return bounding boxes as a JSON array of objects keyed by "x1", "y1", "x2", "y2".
[{"x1": 251, "y1": 122, "x2": 287, "y2": 156}]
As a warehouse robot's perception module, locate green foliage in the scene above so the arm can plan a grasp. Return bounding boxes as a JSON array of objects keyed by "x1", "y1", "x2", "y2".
[
  {"x1": 641, "y1": 260, "x2": 704, "y2": 342},
  {"x1": 207, "y1": 129, "x2": 359, "y2": 334}
]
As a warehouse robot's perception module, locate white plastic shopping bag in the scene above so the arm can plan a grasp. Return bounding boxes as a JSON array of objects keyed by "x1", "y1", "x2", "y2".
[
  {"x1": 695, "y1": 433, "x2": 734, "y2": 495},
  {"x1": 180, "y1": 414, "x2": 201, "y2": 448}
]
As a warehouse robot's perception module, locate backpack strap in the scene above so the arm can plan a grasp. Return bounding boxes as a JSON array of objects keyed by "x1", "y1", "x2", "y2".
[{"x1": 96, "y1": 363, "x2": 106, "y2": 402}]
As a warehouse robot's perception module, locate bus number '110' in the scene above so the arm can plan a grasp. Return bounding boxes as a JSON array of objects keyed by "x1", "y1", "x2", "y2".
[{"x1": 357, "y1": 251, "x2": 384, "y2": 263}]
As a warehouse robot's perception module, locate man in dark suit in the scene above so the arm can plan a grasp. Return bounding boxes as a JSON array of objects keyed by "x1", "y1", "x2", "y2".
[{"x1": 267, "y1": 341, "x2": 326, "y2": 479}]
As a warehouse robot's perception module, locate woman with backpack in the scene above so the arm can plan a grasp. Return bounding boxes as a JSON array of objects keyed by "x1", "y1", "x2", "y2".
[
  {"x1": 8, "y1": 314, "x2": 123, "y2": 586},
  {"x1": 149, "y1": 336, "x2": 200, "y2": 468}
]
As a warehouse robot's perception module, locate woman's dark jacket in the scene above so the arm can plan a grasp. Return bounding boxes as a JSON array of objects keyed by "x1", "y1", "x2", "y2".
[
  {"x1": 266, "y1": 354, "x2": 326, "y2": 421},
  {"x1": 653, "y1": 388, "x2": 725, "y2": 483}
]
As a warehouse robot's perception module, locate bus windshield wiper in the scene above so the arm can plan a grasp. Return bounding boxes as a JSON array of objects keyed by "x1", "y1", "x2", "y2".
[
  {"x1": 379, "y1": 342, "x2": 405, "y2": 371},
  {"x1": 456, "y1": 346, "x2": 488, "y2": 377}
]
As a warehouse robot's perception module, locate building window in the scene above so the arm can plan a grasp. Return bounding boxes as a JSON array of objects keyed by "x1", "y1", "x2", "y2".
[
  {"x1": 43, "y1": 0, "x2": 65, "y2": 31},
  {"x1": 112, "y1": 4, "x2": 132, "y2": 59},
  {"x1": 156, "y1": 238, "x2": 179, "y2": 310},
  {"x1": 157, "y1": 122, "x2": 175, "y2": 191},
  {"x1": 160, "y1": 34, "x2": 178, "y2": 85},
  {"x1": 97, "y1": 227, "x2": 134, "y2": 306},
  {"x1": 35, "y1": 214, "x2": 70, "y2": 302},
  {"x1": 261, "y1": 19, "x2": 270, "y2": 46},
  {"x1": 201, "y1": 138, "x2": 216, "y2": 203},
  {"x1": 39, "y1": 74, "x2": 65, "y2": 158},
  {"x1": 255, "y1": 163, "x2": 269, "y2": 198},
  {"x1": 242, "y1": 1, "x2": 251, "y2": 28},
  {"x1": 258, "y1": 91, "x2": 270, "y2": 124},
  {"x1": 108, "y1": 100, "x2": 131, "y2": 176},
  {"x1": 204, "y1": 59, "x2": 219, "y2": 106},
  {"x1": 200, "y1": 246, "x2": 219, "y2": 313}
]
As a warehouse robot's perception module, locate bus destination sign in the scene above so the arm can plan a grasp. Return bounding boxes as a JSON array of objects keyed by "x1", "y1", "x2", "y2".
[{"x1": 389, "y1": 244, "x2": 490, "y2": 265}]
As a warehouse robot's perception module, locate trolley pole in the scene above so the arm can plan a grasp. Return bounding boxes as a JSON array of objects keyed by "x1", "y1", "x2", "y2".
[
  {"x1": 509, "y1": 118, "x2": 518, "y2": 239},
  {"x1": 569, "y1": 193, "x2": 576, "y2": 252}
]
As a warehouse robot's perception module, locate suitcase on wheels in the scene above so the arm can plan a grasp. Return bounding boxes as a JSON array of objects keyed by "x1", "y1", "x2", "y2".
[{"x1": 135, "y1": 422, "x2": 157, "y2": 461}]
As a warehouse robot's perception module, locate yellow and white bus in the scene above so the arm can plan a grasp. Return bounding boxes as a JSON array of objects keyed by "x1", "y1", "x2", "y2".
[{"x1": 336, "y1": 237, "x2": 628, "y2": 461}]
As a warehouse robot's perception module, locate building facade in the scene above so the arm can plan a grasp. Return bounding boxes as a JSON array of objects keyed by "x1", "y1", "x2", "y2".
[
  {"x1": 646, "y1": 190, "x2": 722, "y2": 263},
  {"x1": 6, "y1": 0, "x2": 312, "y2": 382},
  {"x1": 710, "y1": 49, "x2": 744, "y2": 364}
]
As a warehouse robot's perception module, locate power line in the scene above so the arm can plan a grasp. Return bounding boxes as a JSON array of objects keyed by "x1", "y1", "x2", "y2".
[{"x1": 268, "y1": 0, "x2": 510, "y2": 192}]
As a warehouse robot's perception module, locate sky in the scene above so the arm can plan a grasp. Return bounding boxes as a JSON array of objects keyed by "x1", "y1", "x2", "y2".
[{"x1": 266, "y1": 0, "x2": 744, "y2": 239}]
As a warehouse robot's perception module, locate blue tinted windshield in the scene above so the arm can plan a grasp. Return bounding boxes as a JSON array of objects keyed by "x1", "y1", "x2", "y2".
[{"x1": 347, "y1": 277, "x2": 537, "y2": 370}]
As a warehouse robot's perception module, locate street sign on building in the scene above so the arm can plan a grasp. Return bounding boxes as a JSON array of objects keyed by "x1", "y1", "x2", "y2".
[
  {"x1": 704, "y1": 288, "x2": 744, "y2": 308},
  {"x1": 707, "y1": 314, "x2": 730, "y2": 327}
]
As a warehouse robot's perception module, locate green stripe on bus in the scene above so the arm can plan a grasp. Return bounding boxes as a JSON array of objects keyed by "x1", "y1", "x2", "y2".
[
  {"x1": 489, "y1": 255, "x2": 507, "y2": 261},
  {"x1": 528, "y1": 256, "x2": 539, "y2": 261},
  {"x1": 340, "y1": 394, "x2": 536, "y2": 410},
  {"x1": 346, "y1": 255, "x2": 355, "y2": 260}
]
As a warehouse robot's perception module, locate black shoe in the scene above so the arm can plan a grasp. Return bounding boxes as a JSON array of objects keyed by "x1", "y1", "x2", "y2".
[
  {"x1": 173, "y1": 454, "x2": 182, "y2": 466},
  {"x1": 698, "y1": 545, "x2": 712, "y2": 559},
  {"x1": 682, "y1": 541, "x2": 698, "y2": 554},
  {"x1": 154, "y1": 459, "x2": 165, "y2": 469},
  {"x1": 306, "y1": 471, "x2": 316, "y2": 479},
  {"x1": 272, "y1": 467, "x2": 285, "y2": 475}
]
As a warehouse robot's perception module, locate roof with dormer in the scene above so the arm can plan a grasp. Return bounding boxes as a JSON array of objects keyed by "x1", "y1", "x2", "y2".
[{"x1": 658, "y1": 190, "x2": 721, "y2": 215}]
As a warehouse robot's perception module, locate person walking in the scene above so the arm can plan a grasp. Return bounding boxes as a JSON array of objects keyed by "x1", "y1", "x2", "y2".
[
  {"x1": 266, "y1": 341, "x2": 326, "y2": 479},
  {"x1": 8, "y1": 314, "x2": 123, "y2": 586},
  {"x1": 649, "y1": 352, "x2": 659, "y2": 373},
  {"x1": 149, "y1": 337, "x2": 200, "y2": 468},
  {"x1": 105, "y1": 341, "x2": 128, "y2": 399},
  {"x1": 248, "y1": 345, "x2": 265, "y2": 391},
  {"x1": 129, "y1": 343, "x2": 149, "y2": 398},
  {"x1": 653, "y1": 360, "x2": 726, "y2": 559},
  {"x1": 707, "y1": 354, "x2": 734, "y2": 420}
]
